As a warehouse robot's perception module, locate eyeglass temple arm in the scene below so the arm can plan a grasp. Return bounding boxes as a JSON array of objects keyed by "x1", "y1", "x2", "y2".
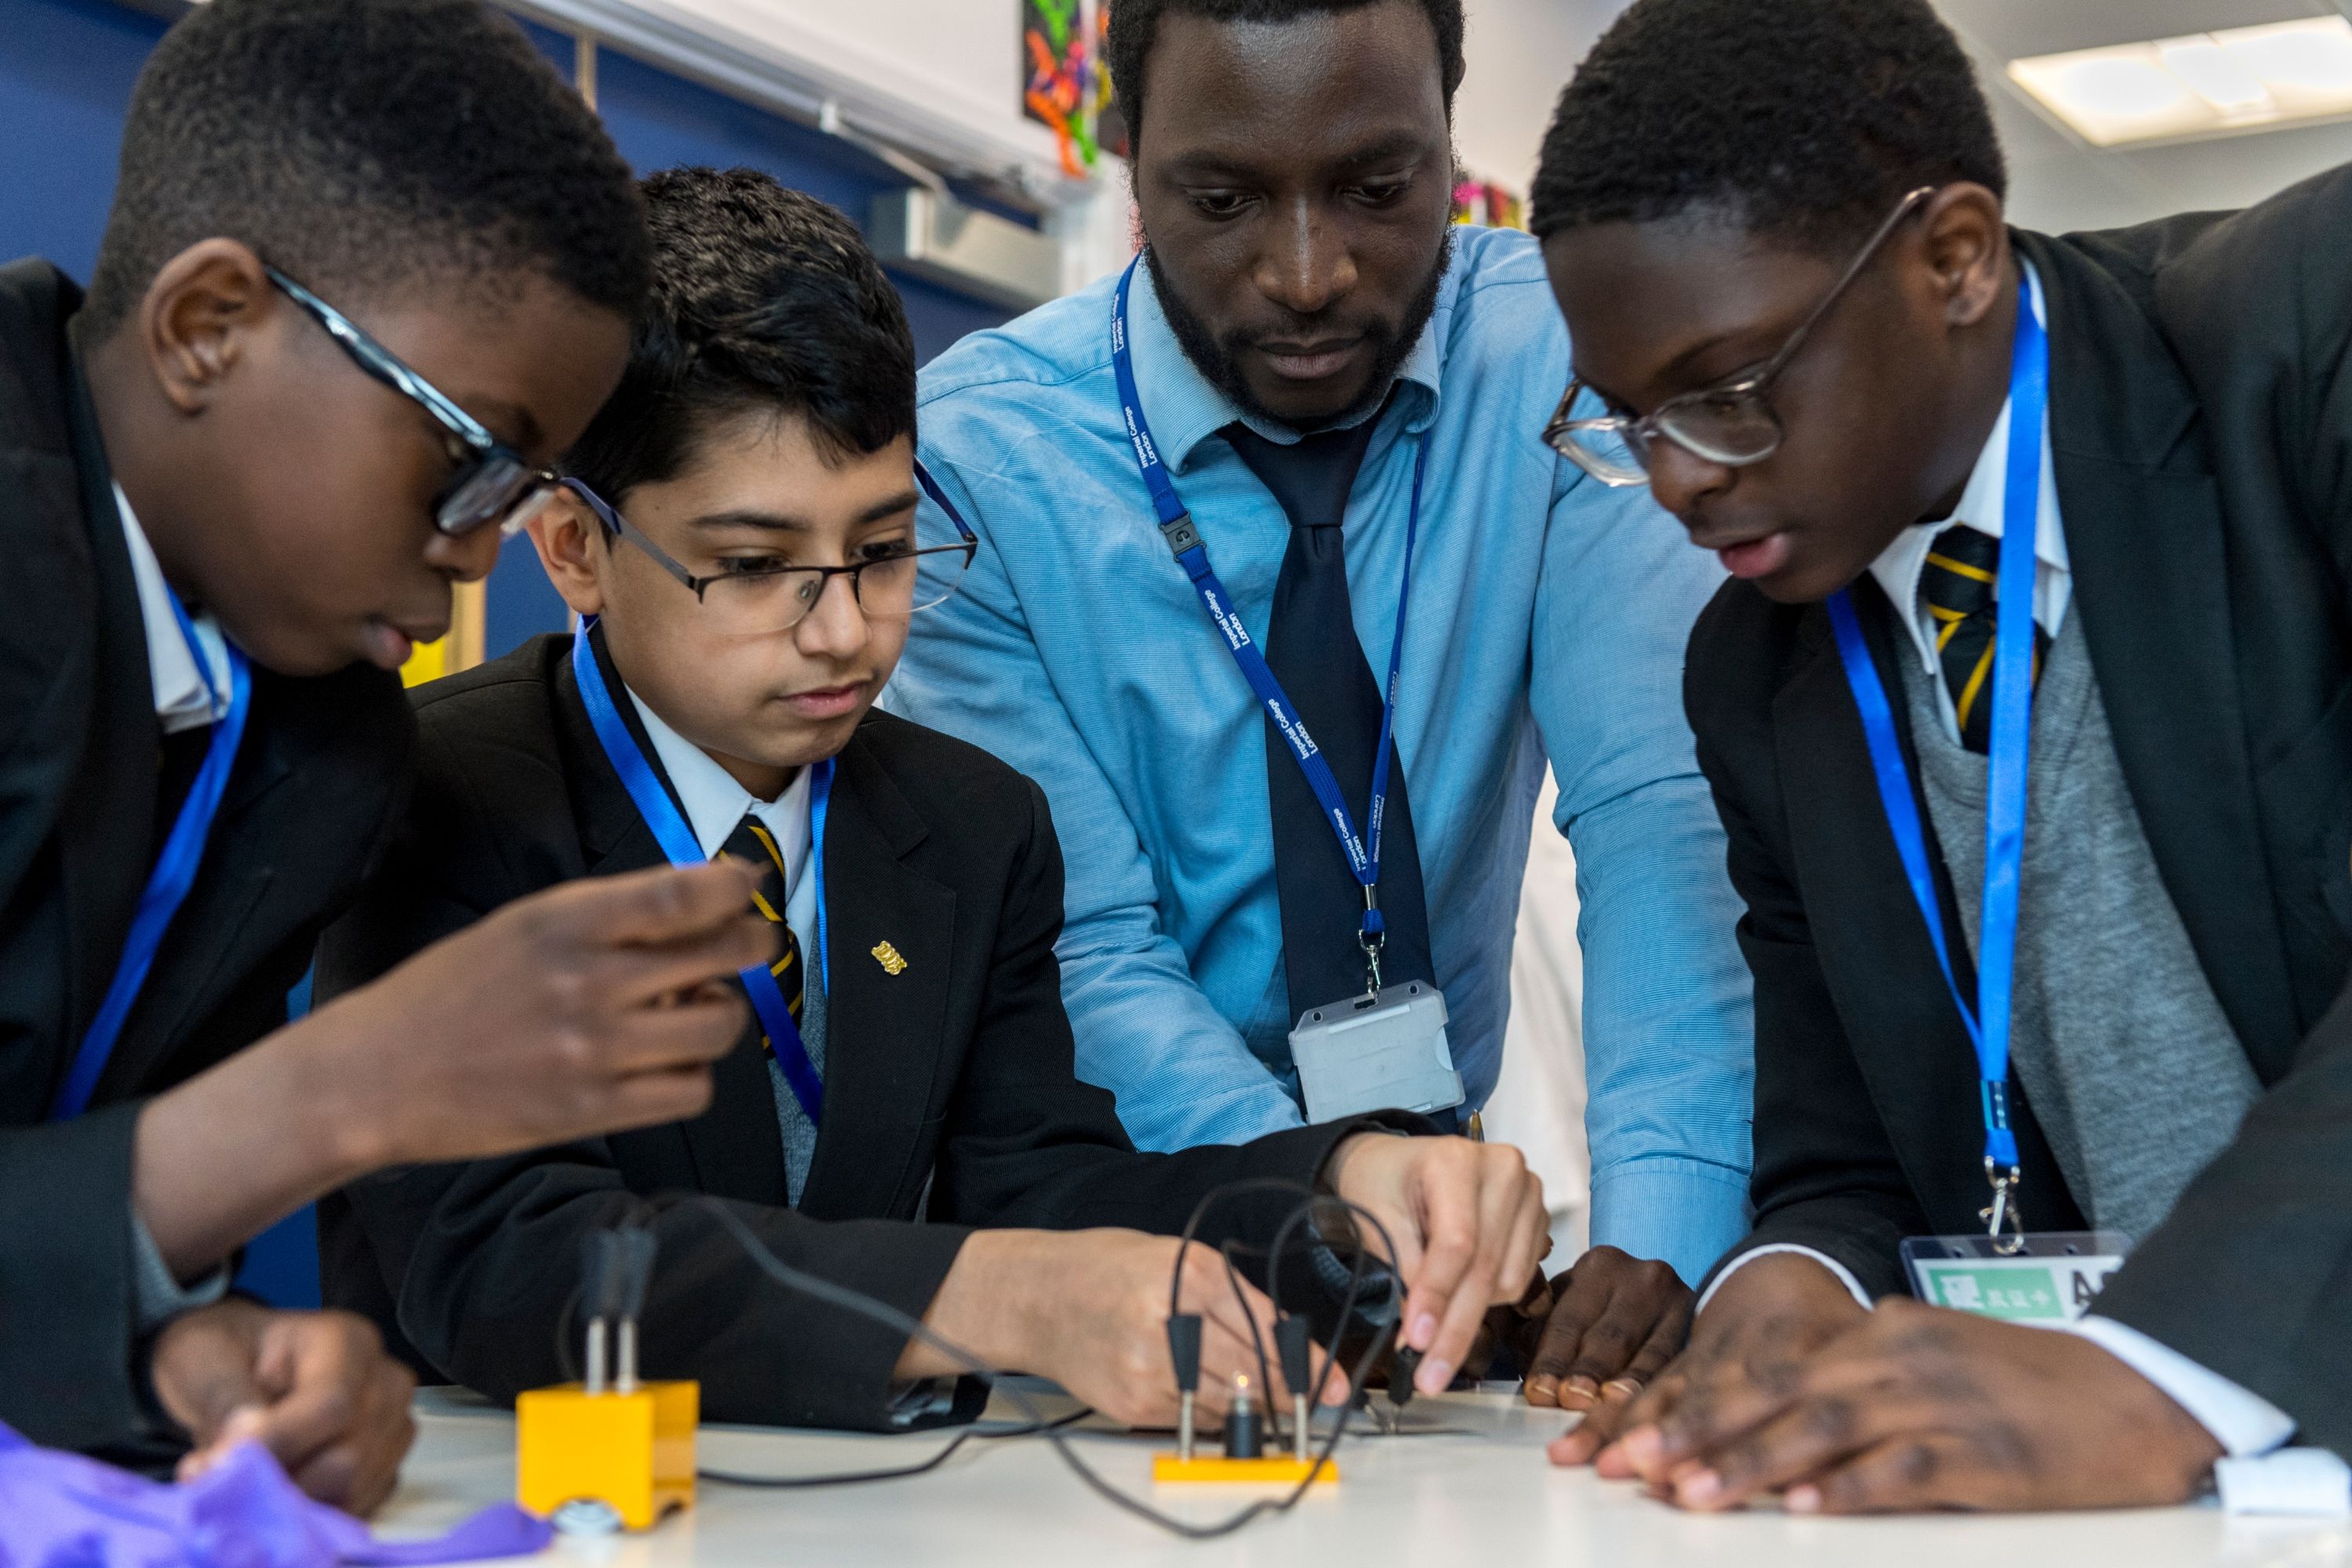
[
  {"x1": 264, "y1": 267, "x2": 501, "y2": 451},
  {"x1": 560, "y1": 478, "x2": 705, "y2": 595},
  {"x1": 1747, "y1": 186, "x2": 1938, "y2": 391},
  {"x1": 913, "y1": 459, "x2": 979, "y2": 545}
]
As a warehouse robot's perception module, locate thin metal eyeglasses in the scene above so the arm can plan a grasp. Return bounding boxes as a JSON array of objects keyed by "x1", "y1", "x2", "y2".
[
  {"x1": 1542, "y1": 185, "x2": 1938, "y2": 488},
  {"x1": 265, "y1": 265, "x2": 563, "y2": 537},
  {"x1": 561, "y1": 470, "x2": 981, "y2": 633}
]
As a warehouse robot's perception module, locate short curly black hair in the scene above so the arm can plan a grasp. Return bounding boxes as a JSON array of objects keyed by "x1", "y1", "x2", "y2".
[
  {"x1": 562, "y1": 167, "x2": 916, "y2": 506},
  {"x1": 1530, "y1": 0, "x2": 2005, "y2": 252},
  {"x1": 84, "y1": 0, "x2": 648, "y2": 338},
  {"x1": 1107, "y1": 0, "x2": 1465, "y2": 153}
]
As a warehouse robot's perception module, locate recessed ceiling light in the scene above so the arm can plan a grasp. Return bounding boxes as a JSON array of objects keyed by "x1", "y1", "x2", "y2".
[{"x1": 2007, "y1": 16, "x2": 2352, "y2": 147}]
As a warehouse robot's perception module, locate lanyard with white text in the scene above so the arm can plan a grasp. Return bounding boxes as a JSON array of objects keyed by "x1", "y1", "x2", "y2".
[
  {"x1": 1111, "y1": 257, "x2": 1428, "y2": 994},
  {"x1": 50, "y1": 593, "x2": 252, "y2": 1120},
  {"x1": 572, "y1": 620, "x2": 830, "y2": 1125},
  {"x1": 1825, "y1": 274, "x2": 2047, "y2": 1247}
]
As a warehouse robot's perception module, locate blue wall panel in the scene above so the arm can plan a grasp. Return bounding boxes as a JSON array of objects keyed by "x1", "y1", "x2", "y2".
[{"x1": 0, "y1": 0, "x2": 166, "y2": 281}]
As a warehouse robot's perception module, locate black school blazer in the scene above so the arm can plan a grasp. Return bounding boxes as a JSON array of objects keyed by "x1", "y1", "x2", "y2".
[
  {"x1": 1686, "y1": 166, "x2": 2352, "y2": 1449},
  {"x1": 317, "y1": 630, "x2": 1392, "y2": 1431},
  {"x1": 0, "y1": 260, "x2": 411, "y2": 1454}
]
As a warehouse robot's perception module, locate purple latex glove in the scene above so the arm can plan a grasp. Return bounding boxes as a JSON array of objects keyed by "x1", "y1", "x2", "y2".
[{"x1": 0, "y1": 1421, "x2": 550, "y2": 1567}]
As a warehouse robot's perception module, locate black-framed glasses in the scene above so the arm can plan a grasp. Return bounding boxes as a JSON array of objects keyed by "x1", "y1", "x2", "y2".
[
  {"x1": 1542, "y1": 185, "x2": 1937, "y2": 488},
  {"x1": 561, "y1": 468, "x2": 980, "y2": 634},
  {"x1": 265, "y1": 265, "x2": 563, "y2": 537}
]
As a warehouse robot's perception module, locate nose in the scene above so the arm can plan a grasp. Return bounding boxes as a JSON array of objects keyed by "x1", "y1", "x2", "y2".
[
  {"x1": 793, "y1": 570, "x2": 872, "y2": 662},
  {"x1": 1254, "y1": 196, "x2": 1356, "y2": 319},
  {"x1": 1644, "y1": 438, "x2": 1736, "y2": 524}
]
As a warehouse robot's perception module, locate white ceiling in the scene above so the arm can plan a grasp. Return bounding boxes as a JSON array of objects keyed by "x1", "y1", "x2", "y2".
[
  {"x1": 1936, "y1": 0, "x2": 2352, "y2": 230},
  {"x1": 1466, "y1": 0, "x2": 2352, "y2": 232}
]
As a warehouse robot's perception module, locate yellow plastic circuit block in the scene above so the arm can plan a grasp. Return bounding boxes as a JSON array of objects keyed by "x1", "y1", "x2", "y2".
[
  {"x1": 515, "y1": 1381, "x2": 699, "y2": 1530},
  {"x1": 1151, "y1": 1454, "x2": 1338, "y2": 1484}
]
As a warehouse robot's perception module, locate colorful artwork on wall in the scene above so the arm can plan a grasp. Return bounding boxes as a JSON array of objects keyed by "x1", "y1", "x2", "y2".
[
  {"x1": 1452, "y1": 178, "x2": 1526, "y2": 231},
  {"x1": 1023, "y1": 0, "x2": 1127, "y2": 174}
]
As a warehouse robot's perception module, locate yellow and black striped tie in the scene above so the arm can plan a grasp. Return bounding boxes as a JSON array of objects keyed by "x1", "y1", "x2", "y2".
[
  {"x1": 1921, "y1": 524, "x2": 2048, "y2": 753},
  {"x1": 720, "y1": 812, "x2": 804, "y2": 1046}
]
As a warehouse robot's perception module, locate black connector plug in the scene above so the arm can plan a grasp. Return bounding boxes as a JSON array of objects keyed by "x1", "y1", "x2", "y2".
[
  {"x1": 1385, "y1": 1343, "x2": 1421, "y2": 1431},
  {"x1": 1167, "y1": 1313, "x2": 1203, "y2": 1460},
  {"x1": 1274, "y1": 1316, "x2": 1314, "y2": 1460}
]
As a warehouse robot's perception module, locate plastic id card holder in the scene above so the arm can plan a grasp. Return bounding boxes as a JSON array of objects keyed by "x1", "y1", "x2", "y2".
[
  {"x1": 1900, "y1": 1231, "x2": 2132, "y2": 1323},
  {"x1": 1290, "y1": 981, "x2": 1465, "y2": 1124}
]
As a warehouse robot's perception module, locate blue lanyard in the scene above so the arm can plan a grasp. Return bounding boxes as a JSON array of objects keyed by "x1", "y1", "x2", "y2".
[
  {"x1": 50, "y1": 593, "x2": 252, "y2": 1120},
  {"x1": 1110, "y1": 258, "x2": 1427, "y2": 988},
  {"x1": 1825, "y1": 274, "x2": 2047, "y2": 1237},
  {"x1": 571, "y1": 622, "x2": 830, "y2": 1126}
]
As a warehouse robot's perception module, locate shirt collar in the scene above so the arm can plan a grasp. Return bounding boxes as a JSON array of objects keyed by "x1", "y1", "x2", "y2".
[
  {"x1": 1865, "y1": 259, "x2": 2068, "y2": 647},
  {"x1": 115, "y1": 484, "x2": 232, "y2": 735},
  {"x1": 625, "y1": 684, "x2": 813, "y2": 889},
  {"x1": 1129, "y1": 249, "x2": 1450, "y2": 477}
]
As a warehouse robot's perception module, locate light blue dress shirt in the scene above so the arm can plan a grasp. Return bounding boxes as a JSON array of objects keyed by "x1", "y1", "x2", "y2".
[{"x1": 889, "y1": 227, "x2": 1753, "y2": 1282}]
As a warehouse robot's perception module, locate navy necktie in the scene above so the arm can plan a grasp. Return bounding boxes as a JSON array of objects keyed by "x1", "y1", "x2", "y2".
[{"x1": 1223, "y1": 412, "x2": 1435, "y2": 1025}]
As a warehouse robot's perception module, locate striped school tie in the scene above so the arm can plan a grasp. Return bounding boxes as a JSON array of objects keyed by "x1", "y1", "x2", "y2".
[
  {"x1": 720, "y1": 812, "x2": 804, "y2": 1047},
  {"x1": 1921, "y1": 524, "x2": 2048, "y2": 753}
]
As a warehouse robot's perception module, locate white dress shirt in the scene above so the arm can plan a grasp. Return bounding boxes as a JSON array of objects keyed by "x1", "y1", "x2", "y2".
[
  {"x1": 1698, "y1": 263, "x2": 2339, "y2": 1509},
  {"x1": 625, "y1": 689, "x2": 818, "y2": 960}
]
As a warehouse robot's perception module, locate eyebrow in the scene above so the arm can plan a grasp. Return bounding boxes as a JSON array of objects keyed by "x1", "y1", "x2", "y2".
[
  {"x1": 459, "y1": 395, "x2": 544, "y2": 455},
  {"x1": 1161, "y1": 131, "x2": 1434, "y2": 182},
  {"x1": 687, "y1": 490, "x2": 922, "y2": 535}
]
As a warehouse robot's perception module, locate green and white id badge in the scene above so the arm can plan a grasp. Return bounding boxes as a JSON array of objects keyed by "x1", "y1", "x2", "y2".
[{"x1": 1900, "y1": 1231, "x2": 2132, "y2": 1323}]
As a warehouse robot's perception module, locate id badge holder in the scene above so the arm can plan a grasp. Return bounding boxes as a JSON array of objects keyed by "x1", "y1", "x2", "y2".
[
  {"x1": 1900, "y1": 1230, "x2": 2132, "y2": 1323},
  {"x1": 1290, "y1": 981, "x2": 1465, "y2": 1123}
]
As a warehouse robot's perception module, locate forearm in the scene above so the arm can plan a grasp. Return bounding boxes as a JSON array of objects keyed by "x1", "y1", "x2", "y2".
[
  {"x1": 133, "y1": 1015, "x2": 380, "y2": 1280},
  {"x1": 895, "y1": 1229, "x2": 1054, "y2": 1381}
]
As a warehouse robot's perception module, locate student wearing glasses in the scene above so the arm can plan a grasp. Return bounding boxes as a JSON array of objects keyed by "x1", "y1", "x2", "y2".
[
  {"x1": 316, "y1": 168, "x2": 1563, "y2": 1434},
  {"x1": 1535, "y1": 0, "x2": 2352, "y2": 1515},
  {"x1": 0, "y1": 0, "x2": 776, "y2": 1514}
]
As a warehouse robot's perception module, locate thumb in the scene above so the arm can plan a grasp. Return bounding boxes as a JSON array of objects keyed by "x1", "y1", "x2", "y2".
[{"x1": 176, "y1": 1404, "x2": 267, "y2": 1483}]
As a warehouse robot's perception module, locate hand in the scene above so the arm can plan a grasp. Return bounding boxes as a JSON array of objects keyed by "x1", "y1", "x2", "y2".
[
  {"x1": 151, "y1": 1300, "x2": 416, "y2": 1516},
  {"x1": 1550, "y1": 1250, "x2": 1863, "y2": 1468},
  {"x1": 1610, "y1": 1298, "x2": 2223, "y2": 1514},
  {"x1": 919, "y1": 1229, "x2": 1352, "y2": 1430},
  {"x1": 1518, "y1": 1246, "x2": 1693, "y2": 1412},
  {"x1": 308, "y1": 859, "x2": 776, "y2": 1167},
  {"x1": 136, "y1": 860, "x2": 775, "y2": 1279},
  {"x1": 1326, "y1": 1134, "x2": 1549, "y2": 1396}
]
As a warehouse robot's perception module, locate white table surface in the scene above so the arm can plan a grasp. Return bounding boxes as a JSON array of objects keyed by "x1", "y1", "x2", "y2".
[{"x1": 380, "y1": 1388, "x2": 2352, "y2": 1567}]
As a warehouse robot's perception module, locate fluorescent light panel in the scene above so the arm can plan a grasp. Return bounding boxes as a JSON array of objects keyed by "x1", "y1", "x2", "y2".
[{"x1": 2007, "y1": 16, "x2": 2352, "y2": 147}]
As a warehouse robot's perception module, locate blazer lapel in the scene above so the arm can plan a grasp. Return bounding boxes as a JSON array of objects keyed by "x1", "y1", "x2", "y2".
[
  {"x1": 53, "y1": 350, "x2": 159, "y2": 1054},
  {"x1": 2026, "y1": 233, "x2": 2304, "y2": 1076},
  {"x1": 1776, "y1": 585, "x2": 2076, "y2": 1228},
  {"x1": 557, "y1": 631, "x2": 789, "y2": 1207},
  {"x1": 796, "y1": 725, "x2": 956, "y2": 1221}
]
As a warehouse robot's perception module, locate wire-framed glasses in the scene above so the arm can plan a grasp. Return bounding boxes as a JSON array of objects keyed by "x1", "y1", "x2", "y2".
[
  {"x1": 1541, "y1": 186, "x2": 1937, "y2": 488},
  {"x1": 266, "y1": 265, "x2": 563, "y2": 537},
  {"x1": 563, "y1": 468, "x2": 980, "y2": 635}
]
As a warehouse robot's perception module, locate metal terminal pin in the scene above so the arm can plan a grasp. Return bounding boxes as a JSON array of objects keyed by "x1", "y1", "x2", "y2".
[{"x1": 1178, "y1": 1390, "x2": 1196, "y2": 1462}]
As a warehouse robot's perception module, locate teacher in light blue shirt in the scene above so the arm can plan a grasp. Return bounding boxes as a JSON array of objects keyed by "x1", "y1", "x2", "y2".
[{"x1": 889, "y1": 0, "x2": 1750, "y2": 1298}]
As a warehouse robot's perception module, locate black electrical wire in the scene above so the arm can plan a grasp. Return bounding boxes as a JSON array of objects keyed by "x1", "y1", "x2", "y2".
[
  {"x1": 1217, "y1": 1237, "x2": 1279, "y2": 1419},
  {"x1": 698, "y1": 1407, "x2": 1092, "y2": 1490},
  {"x1": 691, "y1": 1188, "x2": 1404, "y2": 1541}
]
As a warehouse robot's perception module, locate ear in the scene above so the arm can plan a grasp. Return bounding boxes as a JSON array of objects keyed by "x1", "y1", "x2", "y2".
[
  {"x1": 134, "y1": 239, "x2": 279, "y2": 416},
  {"x1": 1917, "y1": 183, "x2": 2009, "y2": 333},
  {"x1": 526, "y1": 488, "x2": 611, "y2": 619}
]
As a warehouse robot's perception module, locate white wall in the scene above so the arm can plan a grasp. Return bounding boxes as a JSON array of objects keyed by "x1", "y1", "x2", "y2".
[{"x1": 1453, "y1": 0, "x2": 1624, "y2": 188}]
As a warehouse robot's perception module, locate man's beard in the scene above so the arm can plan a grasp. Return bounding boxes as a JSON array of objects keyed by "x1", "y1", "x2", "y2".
[{"x1": 1143, "y1": 226, "x2": 1454, "y2": 433}]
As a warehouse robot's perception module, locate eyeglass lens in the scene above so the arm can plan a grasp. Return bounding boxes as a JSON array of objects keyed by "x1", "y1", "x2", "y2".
[{"x1": 697, "y1": 547, "x2": 973, "y2": 635}]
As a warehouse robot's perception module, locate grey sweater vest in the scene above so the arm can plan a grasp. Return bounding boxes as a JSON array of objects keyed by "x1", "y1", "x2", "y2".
[{"x1": 1896, "y1": 610, "x2": 2258, "y2": 1242}]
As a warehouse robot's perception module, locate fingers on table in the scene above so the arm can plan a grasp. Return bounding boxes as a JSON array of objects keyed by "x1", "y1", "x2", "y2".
[
  {"x1": 1406, "y1": 1145, "x2": 1536, "y2": 1395},
  {"x1": 1522, "y1": 1252, "x2": 1688, "y2": 1410},
  {"x1": 1785, "y1": 1433, "x2": 1994, "y2": 1515}
]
